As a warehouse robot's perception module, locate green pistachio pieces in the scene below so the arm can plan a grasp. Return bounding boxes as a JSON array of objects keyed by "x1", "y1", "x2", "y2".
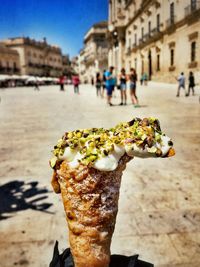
[{"x1": 50, "y1": 117, "x2": 166, "y2": 169}]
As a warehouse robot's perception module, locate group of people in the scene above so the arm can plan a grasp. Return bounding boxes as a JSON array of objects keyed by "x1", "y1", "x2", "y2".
[
  {"x1": 95, "y1": 66, "x2": 139, "y2": 107},
  {"x1": 176, "y1": 71, "x2": 195, "y2": 97},
  {"x1": 59, "y1": 75, "x2": 80, "y2": 94}
]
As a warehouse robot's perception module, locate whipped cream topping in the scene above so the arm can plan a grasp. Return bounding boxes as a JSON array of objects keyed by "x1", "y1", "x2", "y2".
[
  {"x1": 58, "y1": 135, "x2": 172, "y2": 171},
  {"x1": 50, "y1": 117, "x2": 174, "y2": 172}
]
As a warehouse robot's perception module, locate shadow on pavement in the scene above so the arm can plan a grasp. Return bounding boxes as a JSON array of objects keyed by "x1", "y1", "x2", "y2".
[{"x1": 0, "y1": 180, "x2": 53, "y2": 220}]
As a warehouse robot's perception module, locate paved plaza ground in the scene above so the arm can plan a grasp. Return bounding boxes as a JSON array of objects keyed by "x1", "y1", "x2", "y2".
[{"x1": 0, "y1": 82, "x2": 200, "y2": 267}]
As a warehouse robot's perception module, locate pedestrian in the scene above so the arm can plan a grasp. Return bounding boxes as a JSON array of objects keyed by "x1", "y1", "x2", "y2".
[
  {"x1": 34, "y1": 78, "x2": 40, "y2": 91},
  {"x1": 96, "y1": 73, "x2": 101, "y2": 97},
  {"x1": 143, "y1": 73, "x2": 148, "y2": 86},
  {"x1": 91, "y1": 77, "x2": 94, "y2": 86},
  {"x1": 187, "y1": 71, "x2": 195, "y2": 96},
  {"x1": 59, "y1": 75, "x2": 65, "y2": 91},
  {"x1": 129, "y1": 68, "x2": 139, "y2": 107},
  {"x1": 112, "y1": 75, "x2": 117, "y2": 98},
  {"x1": 176, "y1": 72, "x2": 186, "y2": 97},
  {"x1": 105, "y1": 66, "x2": 115, "y2": 106},
  {"x1": 101, "y1": 70, "x2": 106, "y2": 98},
  {"x1": 140, "y1": 74, "x2": 143, "y2": 86},
  {"x1": 119, "y1": 68, "x2": 127, "y2": 105},
  {"x1": 72, "y1": 75, "x2": 80, "y2": 94}
]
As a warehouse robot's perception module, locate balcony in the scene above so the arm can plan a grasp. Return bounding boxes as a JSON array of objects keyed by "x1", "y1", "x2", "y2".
[
  {"x1": 166, "y1": 16, "x2": 176, "y2": 27},
  {"x1": 185, "y1": 1, "x2": 200, "y2": 24},
  {"x1": 137, "y1": 27, "x2": 163, "y2": 49},
  {"x1": 166, "y1": 16, "x2": 176, "y2": 33},
  {"x1": 185, "y1": 1, "x2": 200, "y2": 17}
]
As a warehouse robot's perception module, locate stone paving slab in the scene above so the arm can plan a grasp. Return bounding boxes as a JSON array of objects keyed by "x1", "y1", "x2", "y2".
[{"x1": 0, "y1": 83, "x2": 199, "y2": 267}]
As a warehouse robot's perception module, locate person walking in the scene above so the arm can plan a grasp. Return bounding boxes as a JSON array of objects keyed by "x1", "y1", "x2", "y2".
[
  {"x1": 187, "y1": 71, "x2": 195, "y2": 96},
  {"x1": 59, "y1": 75, "x2": 65, "y2": 91},
  {"x1": 91, "y1": 77, "x2": 94, "y2": 86},
  {"x1": 105, "y1": 66, "x2": 115, "y2": 106},
  {"x1": 118, "y1": 68, "x2": 127, "y2": 105},
  {"x1": 96, "y1": 73, "x2": 102, "y2": 97},
  {"x1": 34, "y1": 78, "x2": 40, "y2": 91},
  {"x1": 176, "y1": 72, "x2": 186, "y2": 97},
  {"x1": 72, "y1": 75, "x2": 80, "y2": 94},
  {"x1": 129, "y1": 68, "x2": 139, "y2": 107},
  {"x1": 101, "y1": 70, "x2": 106, "y2": 98}
]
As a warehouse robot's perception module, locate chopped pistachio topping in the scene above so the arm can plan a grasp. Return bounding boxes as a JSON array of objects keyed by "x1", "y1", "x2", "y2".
[{"x1": 49, "y1": 117, "x2": 172, "y2": 169}]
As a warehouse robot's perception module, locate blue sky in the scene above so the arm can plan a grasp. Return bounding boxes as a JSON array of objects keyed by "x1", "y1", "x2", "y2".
[{"x1": 0, "y1": 0, "x2": 108, "y2": 58}]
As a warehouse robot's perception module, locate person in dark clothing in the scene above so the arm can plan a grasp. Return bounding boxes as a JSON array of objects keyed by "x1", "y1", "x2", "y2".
[
  {"x1": 91, "y1": 77, "x2": 94, "y2": 86},
  {"x1": 119, "y1": 68, "x2": 127, "y2": 105},
  {"x1": 101, "y1": 70, "x2": 106, "y2": 98},
  {"x1": 96, "y1": 73, "x2": 101, "y2": 97},
  {"x1": 187, "y1": 71, "x2": 195, "y2": 96},
  {"x1": 59, "y1": 76, "x2": 65, "y2": 91}
]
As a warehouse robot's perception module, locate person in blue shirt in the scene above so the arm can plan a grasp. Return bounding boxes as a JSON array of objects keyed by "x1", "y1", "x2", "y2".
[
  {"x1": 176, "y1": 72, "x2": 186, "y2": 97},
  {"x1": 105, "y1": 66, "x2": 115, "y2": 106}
]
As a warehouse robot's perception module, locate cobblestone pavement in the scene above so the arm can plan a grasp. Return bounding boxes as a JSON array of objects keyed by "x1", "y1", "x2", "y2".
[{"x1": 0, "y1": 83, "x2": 199, "y2": 267}]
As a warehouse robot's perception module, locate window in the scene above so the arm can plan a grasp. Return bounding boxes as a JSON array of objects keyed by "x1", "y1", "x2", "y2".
[
  {"x1": 170, "y1": 2, "x2": 175, "y2": 24},
  {"x1": 134, "y1": 33, "x2": 137, "y2": 45},
  {"x1": 141, "y1": 27, "x2": 144, "y2": 39},
  {"x1": 13, "y1": 62, "x2": 17, "y2": 69},
  {"x1": 191, "y1": 0, "x2": 197, "y2": 11},
  {"x1": 148, "y1": 21, "x2": 151, "y2": 36},
  {"x1": 157, "y1": 54, "x2": 160, "y2": 71},
  {"x1": 129, "y1": 61, "x2": 131, "y2": 70},
  {"x1": 134, "y1": 58, "x2": 137, "y2": 70},
  {"x1": 157, "y1": 14, "x2": 160, "y2": 31},
  {"x1": 191, "y1": 41, "x2": 196, "y2": 62},
  {"x1": 129, "y1": 38, "x2": 131, "y2": 48},
  {"x1": 170, "y1": 49, "x2": 174, "y2": 66}
]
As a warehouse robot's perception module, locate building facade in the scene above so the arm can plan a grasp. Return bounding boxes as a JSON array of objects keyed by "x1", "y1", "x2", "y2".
[
  {"x1": 1, "y1": 37, "x2": 63, "y2": 77},
  {"x1": 0, "y1": 44, "x2": 20, "y2": 75},
  {"x1": 78, "y1": 49, "x2": 87, "y2": 83},
  {"x1": 79, "y1": 21, "x2": 109, "y2": 83},
  {"x1": 108, "y1": 0, "x2": 200, "y2": 83},
  {"x1": 62, "y1": 55, "x2": 73, "y2": 76}
]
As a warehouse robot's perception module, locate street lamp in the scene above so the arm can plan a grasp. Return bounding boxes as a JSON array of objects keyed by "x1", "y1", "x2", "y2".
[{"x1": 108, "y1": 23, "x2": 114, "y2": 32}]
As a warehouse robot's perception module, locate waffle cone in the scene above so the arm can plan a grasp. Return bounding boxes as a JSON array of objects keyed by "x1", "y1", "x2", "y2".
[{"x1": 51, "y1": 155, "x2": 131, "y2": 267}]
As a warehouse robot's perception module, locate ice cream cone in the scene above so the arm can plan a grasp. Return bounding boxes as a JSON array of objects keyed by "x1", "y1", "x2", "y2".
[
  {"x1": 52, "y1": 154, "x2": 131, "y2": 267},
  {"x1": 50, "y1": 117, "x2": 175, "y2": 267}
]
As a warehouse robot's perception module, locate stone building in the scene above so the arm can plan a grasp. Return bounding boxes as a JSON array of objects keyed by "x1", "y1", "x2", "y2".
[
  {"x1": 80, "y1": 21, "x2": 109, "y2": 83},
  {"x1": 0, "y1": 44, "x2": 20, "y2": 75},
  {"x1": 71, "y1": 56, "x2": 80, "y2": 75},
  {"x1": 108, "y1": 0, "x2": 200, "y2": 83},
  {"x1": 62, "y1": 54, "x2": 72, "y2": 76},
  {"x1": 1, "y1": 37, "x2": 63, "y2": 77},
  {"x1": 78, "y1": 49, "x2": 87, "y2": 83}
]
